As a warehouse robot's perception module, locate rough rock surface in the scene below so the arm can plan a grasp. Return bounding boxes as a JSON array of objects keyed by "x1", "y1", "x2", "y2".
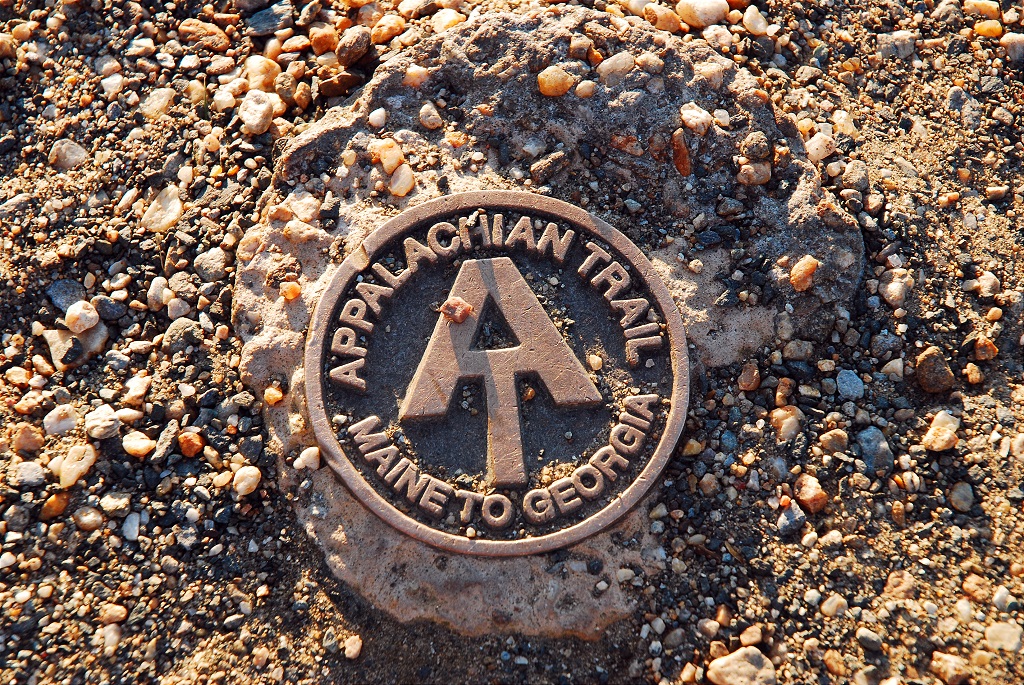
[{"x1": 233, "y1": 7, "x2": 863, "y2": 636}]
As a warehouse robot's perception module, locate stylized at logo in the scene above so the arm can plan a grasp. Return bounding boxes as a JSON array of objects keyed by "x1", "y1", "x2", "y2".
[{"x1": 401, "y1": 257, "x2": 601, "y2": 487}]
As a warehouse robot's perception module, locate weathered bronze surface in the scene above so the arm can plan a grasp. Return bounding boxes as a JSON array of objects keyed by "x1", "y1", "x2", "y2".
[{"x1": 305, "y1": 191, "x2": 689, "y2": 556}]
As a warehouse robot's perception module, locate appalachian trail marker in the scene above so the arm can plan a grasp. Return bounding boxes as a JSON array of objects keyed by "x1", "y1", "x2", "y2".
[{"x1": 305, "y1": 191, "x2": 689, "y2": 556}]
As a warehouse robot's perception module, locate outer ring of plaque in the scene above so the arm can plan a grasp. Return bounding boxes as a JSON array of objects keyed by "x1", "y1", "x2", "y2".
[{"x1": 305, "y1": 191, "x2": 690, "y2": 557}]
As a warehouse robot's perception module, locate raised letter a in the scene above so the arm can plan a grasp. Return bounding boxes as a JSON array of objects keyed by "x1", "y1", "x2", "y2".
[{"x1": 399, "y1": 257, "x2": 601, "y2": 487}]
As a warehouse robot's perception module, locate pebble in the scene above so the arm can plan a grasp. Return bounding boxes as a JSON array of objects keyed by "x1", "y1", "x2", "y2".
[
  {"x1": 856, "y1": 426, "x2": 894, "y2": 474},
  {"x1": 49, "y1": 139, "x2": 89, "y2": 170},
  {"x1": 47, "y1": 279, "x2": 87, "y2": 312},
  {"x1": 537, "y1": 66, "x2": 575, "y2": 97},
  {"x1": 742, "y1": 5, "x2": 769, "y2": 35},
  {"x1": 234, "y1": 465, "x2": 263, "y2": 496},
  {"x1": 344, "y1": 634, "x2": 363, "y2": 660},
  {"x1": 882, "y1": 570, "x2": 917, "y2": 599},
  {"x1": 239, "y1": 90, "x2": 275, "y2": 136},
  {"x1": 930, "y1": 651, "x2": 970, "y2": 685},
  {"x1": 985, "y1": 622, "x2": 1022, "y2": 651},
  {"x1": 1001, "y1": 32, "x2": 1024, "y2": 62},
  {"x1": 141, "y1": 186, "x2": 183, "y2": 233},
  {"x1": 294, "y1": 446, "x2": 321, "y2": 470},
  {"x1": 177, "y1": 18, "x2": 230, "y2": 51},
  {"x1": 836, "y1": 369, "x2": 864, "y2": 400},
  {"x1": 40, "y1": 492, "x2": 70, "y2": 520},
  {"x1": 84, "y1": 404, "x2": 122, "y2": 439},
  {"x1": 877, "y1": 30, "x2": 917, "y2": 59},
  {"x1": 738, "y1": 362, "x2": 760, "y2": 391},
  {"x1": 949, "y1": 482, "x2": 974, "y2": 512},
  {"x1": 246, "y1": 0, "x2": 294, "y2": 36},
  {"x1": 804, "y1": 132, "x2": 836, "y2": 163},
  {"x1": 776, "y1": 502, "x2": 807, "y2": 536},
  {"x1": 65, "y1": 300, "x2": 100, "y2": 334},
  {"x1": 706, "y1": 646, "x2": 777, "y2": 685},
  {"x1": 12, "y1": 423, "x2": 44, "y2": 453},
  {"x1": 122, "y1": 431, "x2": 156, "y2": 458},
  {"x1": 12, "y1": 461, "x2": 47, "y2": 488},
  {"x1": 99, "y1": 491, "x2": 131, "y2": 517},
  {"x1": 596, "y1": 51, "x2": 635, "y2": 87},
  {"x1": 769, "y1": 405, "x2": 803, "y2": 442},
  {"x1": 676, "y1": 0, "x2": 729, "y2": 29},
  {"x1": 193, "y1": 247, "x2": 229, "y2": 281},
  {"x1": 922, "y1": 411, "x2": 960, "y2": 451},
  {"x1": 419, "y1": 101, "x2": 443, "y2": 129},
  {"x1": 389, "y1": 164, "x2": 415, "y2": 197},
  {"x1": 819, "y1": 428, "x2": 848, "y2": 453},
  {"x1": 72, "y1": 506, "x2": 104, "y2": 531},
  {"x1": 140, "y1": 88, "x2": 176, "y2": 119},
  {"x1": 178, "y1": 431, "x2": 205, "y2": 458},
  {"x1": 337, "y1": 26, "x2": 372, "y2": 66},
  {"x1": 879, "y1": 268, "x2": 913, "y2": 308},
  {"x1": 915, "y1": 346, "x2": 954, "y2": 393},
  {"x1": 57, "y1": 444, "x2": 98, "y2": 488},
  {"x1": 820, "y1": 593, "x2": 849, "y2": 617},
  {"x1": 163, "y1": 318, "x2": 204, "y2": 353},
  {"x1": 794, "y1": 474, "x2": 827, "y2": 513},
  {"x1": 856, "y1": 627, "x2": 883, "y2": 651}
]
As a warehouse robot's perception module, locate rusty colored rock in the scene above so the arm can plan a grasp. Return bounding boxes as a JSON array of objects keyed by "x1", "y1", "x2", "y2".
[
  {"x1": 178, "y1": 19, "x2": 231, "y2": 51},
  {"x1": 670, "y1": 129, "x2": 691, "y2": 176},
  {"x1": 973, "y1": 334, "x2": 998, "y2": 360},
  {"x1": 178, "y1": 431, "x2": 205, "y2": 458},
  {"x1": 737, "y1": 362, "x2": 760, "y2": 391},
  {"x1": 789, "y1": 254, "x2": 819, "y2": 292},
  {"x1": 793, "y1": 473, "x2": 827, "y2": 513},
  {"x1": 40, "y1": 492, "x2": 70, "y2": 521},
  {"x1": 916, "y1": 346, "x2": 954, "y2": 393},
  {"x1": 439, "y1": 296, "x2": 473, "y2": 323}
]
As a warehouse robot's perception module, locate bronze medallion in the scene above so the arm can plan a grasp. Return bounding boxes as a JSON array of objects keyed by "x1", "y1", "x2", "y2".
[{"x1": 305, "y1": 191, "x2": 689, "y2": 556}]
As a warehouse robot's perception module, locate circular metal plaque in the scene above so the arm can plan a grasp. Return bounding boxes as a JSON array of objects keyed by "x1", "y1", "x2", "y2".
[{"x1": 306, "y1": 191, "x2": 688, "y2": 556}]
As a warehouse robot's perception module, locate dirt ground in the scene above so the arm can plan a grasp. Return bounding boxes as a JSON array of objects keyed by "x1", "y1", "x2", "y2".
[{"x1": 1, "y1": 0, "x2": 1024, "y2": 683}]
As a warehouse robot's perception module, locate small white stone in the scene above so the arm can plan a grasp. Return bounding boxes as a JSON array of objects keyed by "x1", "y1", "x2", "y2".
[
  {"x1": 344, "y1": 634, "x2": 363, "y2": 660},
  {"x1": 65, "y1": 300, "x2": 100, "y2": 334},
  {"x1": 101, "y1": 73, "x2": 125, "y2": 98},
  {"x1": 805, "y1": 132, "x2": 837, "y2": 163},
  {"x1": 166, "y1": 298, "x2": 191, "y2": 320},
  {"x1": 122, "y1": 512, "x2": 140, "y2": 541},
  {"x1": 141, "y1": 187, "x2": 183, "y2": 233},
  {"x1": 85, "y1": 404, "x2": 122, "y2": 439},
  {"x1": 58, "y1": 444, "x2": 98, "y2": 488},
  {"x1": 676, "y1": 0, "x2": 730, "y2": 28},
  {"x1": 418, "y1": 101, "x2": 443, "y2": 129},
  {"x1": 680, "y1": 103, "x2": 714, "y2": 135},
  {"x1": 123, "y1": 375, "x2": 152, "y2": 405},
  {"x1": 596, "y1": 51, "x2": 635, "y2": 87},
  {"x1": 233, "y1": 465, "x2": 262, "y2": 496},
  {"x1": 368, "y1": 107, "x2": 387, "y2": 128},
  {"x1": 389, "y1": 164, "x2": 415, "y2": 197},
  {"x1": 294, "y1": 446, "x2": 321, "y2": 470},
  {"x1": 122, "y1": 431, "x2": 156, "y2": 458},
  {"x1": 49, "y1": 139, "x2": 89, "y2": 170},
  {"x1": 742, "y1": 5, "x2": 769, "y2": 35},
  {"x1": 238, "y1": 89, "x2": 275, "y2": 135},
  {"x1": 43, "y1": 404, "x2": 78, "y2": 435},
  {"x1": 140, "y1": 88, "x2": 176, "y2": 119}
]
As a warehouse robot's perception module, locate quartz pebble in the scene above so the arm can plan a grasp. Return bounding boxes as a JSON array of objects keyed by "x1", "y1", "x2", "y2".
[
  {"x1": 921, "y1": 411, "x2": 960, "y2": 452},
  {"x1": 122, "y1": 431, "x2": 156, "y2": 458},
  {"x1": 930, "y1": 651, "x2": 970, "y2": 685},
  {"x1": 706, "y1": 646, "x2": 777, "y2": 685},
  {"x1": 49, "y1": 139, "x2": 89, "y2": 170},
  {"x1": 65, "y1": 300, "x2": 100, "y2": 334},
  {"x1": 141, "y1": 186, "x2": 183, "y2": 233},
  {"x1": 43, "y1": 404, "x2": 78, "y2": 435},
  {"x1": 985, "y1": 622, "x2": 1022, "y2": 652},
  {"x1": 537, "y1": 66, "x2": 575, "y2": 97},
  {"x1": 85, "y1": 404, "x2": 122, "y2": 439},
  {"x1": 294, "y1": 446, "x2": 321, "y2": 470},
  {"x1": 239, "y1": 90, "x2": 275, "y2": 135},
  {"x1": 234, "y1": 465, "x2": 263, "y2": 496},
  {"x1": 789, "y1": 255, "x2": 819, "y2": 291},
  {"x1": 344, "y1": 634, "x2": 363, "y2": 660},
  {"x1": 676, "y1": 0, "x2": 729, "y2": 29},
  {"x1": 57, "y1": 444, "x2": 98, "y2": 488}
]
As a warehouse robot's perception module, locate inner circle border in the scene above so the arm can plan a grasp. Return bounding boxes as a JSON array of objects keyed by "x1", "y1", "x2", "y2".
[{"x1": 304, "y1": 191, "x2": 690, "y2": 556}]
